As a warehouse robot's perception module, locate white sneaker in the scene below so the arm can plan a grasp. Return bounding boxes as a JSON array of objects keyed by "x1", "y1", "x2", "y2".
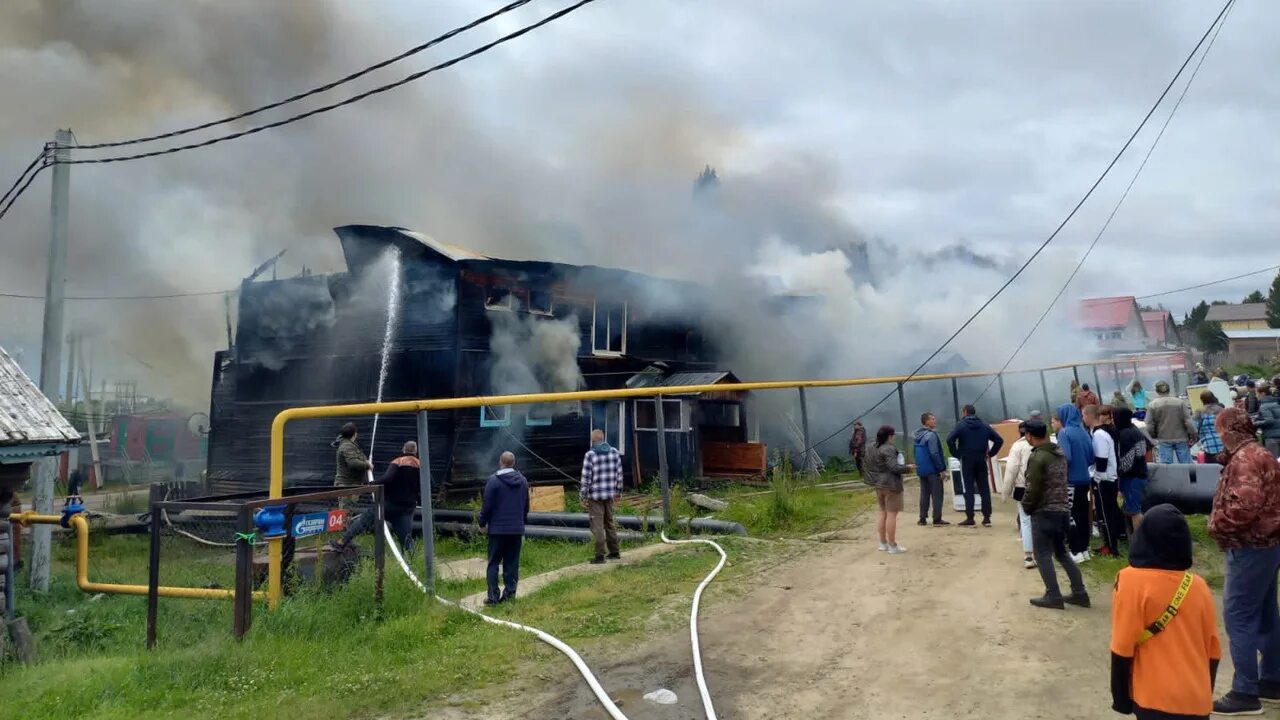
[
  {"x1": 877, "y1": 542, "x2": 890, "y2": 552},
  {"x1": 888, "y1": 544, "x2": 907, "y2": 554},
  {"x1": 1071, "y1": 551, "x2": 1091, "y2": 564}
]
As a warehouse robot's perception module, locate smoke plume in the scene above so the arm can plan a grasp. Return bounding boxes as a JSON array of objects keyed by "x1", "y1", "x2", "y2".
[{"x1": 0, "y1": 0, "x2": 1094, "y2": 446}]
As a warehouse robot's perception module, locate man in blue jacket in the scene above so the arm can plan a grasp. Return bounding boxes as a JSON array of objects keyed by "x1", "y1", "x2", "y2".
[
  {"x1": 913, "y1": 412, "x2": 950, "y2": 527},
  {"x1": 479, "y1": 451, "x2": 530, "y2": 606},
  {"x1": 947, "y1": 404, "x2": 1004, "y2": 527},
  {"x1": 1051, "y1": 403, "x2": 1095, "y2": 563}
]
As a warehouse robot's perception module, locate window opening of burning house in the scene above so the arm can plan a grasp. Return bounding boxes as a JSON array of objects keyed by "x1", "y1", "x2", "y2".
[
  {"x1": 526, "y1": 290, "x2": 554, "y2": 316},
  {"x1": 592, "y1": 300, "x2": 626, "y2": 355},
  {"x1": 635, "y1": 398, "x2": 685, "y2": 431},
  {"x1": 590, "y1": 401, "x2": 625, "y2": 453},
  {"x1": 480, "y1": 405, "x2": 511, "y2": 427},
  {"x1": 485, "y1": 285, "x2": 515, "y2": 311},
  {"x1": 524, "y1": 403, "x2": 554, "y2": 427}
]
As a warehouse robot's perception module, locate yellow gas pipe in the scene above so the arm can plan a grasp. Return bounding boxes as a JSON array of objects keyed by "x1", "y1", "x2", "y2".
[{"x1": 11, "y1": 511, "x2": 265, "y2": 601}]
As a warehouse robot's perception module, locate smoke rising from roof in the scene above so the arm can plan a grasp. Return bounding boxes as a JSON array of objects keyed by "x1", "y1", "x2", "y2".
[{"x1": 0, "y1": 1, "x2": 1092, "y2": 425}]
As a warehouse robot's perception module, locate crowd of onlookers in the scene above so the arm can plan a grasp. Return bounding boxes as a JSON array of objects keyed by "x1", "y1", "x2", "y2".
[{"x1": 858, "y1": 367, "x2": 1280, "y2": 717}]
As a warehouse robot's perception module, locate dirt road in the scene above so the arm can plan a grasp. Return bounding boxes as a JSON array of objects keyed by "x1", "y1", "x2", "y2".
[{"x1": 514, "y1": 502, "x2": 1118, "y2": 720}]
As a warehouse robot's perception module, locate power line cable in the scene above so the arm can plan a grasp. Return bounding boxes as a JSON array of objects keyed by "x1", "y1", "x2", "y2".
[
  {"x1": 797, "y1": 0, "x2": 1236, "y2": 455},
  {"x1": 0, "y1": 147, "x2": 50, "y2": 209},
  {"x1": 60, "y1": 0, "x2": 596, "y2": 165},
  {"x1": 1136, "y1": 263, "x2": 1280, "y2": 301},
  {"x1": 970, "y1": 0, "x2": 1234, "y2": 404},
  {"x1": 70, "y1": 0, "x2": 537, "y2": 150},
  {"x1": 0, "y1": 148, "x2": 53, "y2": 221},
  {"x1": 0, "y1": 0, "x2": 598, "y2": 221}
]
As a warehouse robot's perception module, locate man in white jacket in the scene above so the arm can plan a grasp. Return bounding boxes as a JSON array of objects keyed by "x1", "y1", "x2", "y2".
[{"x1": 1002, "y1": 421, "x2": 1035, "y2": 569}]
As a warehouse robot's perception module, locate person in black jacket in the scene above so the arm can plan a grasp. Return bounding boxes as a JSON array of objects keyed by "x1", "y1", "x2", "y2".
[
  {"x1": 479, "y1": 451, "x2": 530, "y2": 605},
  {"x1": 330, "y1": 441, "x2": 421, "y2": 552},
  {"x1": 947, "y1": 404, "x2": 1004, "y2": 527}
]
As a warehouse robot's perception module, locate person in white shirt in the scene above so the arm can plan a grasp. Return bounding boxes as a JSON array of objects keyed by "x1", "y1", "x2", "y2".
[
  {"x1": 1083, "y1": 404, "x2": 1122, "y2": 558},
  {"x1": 1001, "y1": 421, "x2": 1036, "y2": 569}
]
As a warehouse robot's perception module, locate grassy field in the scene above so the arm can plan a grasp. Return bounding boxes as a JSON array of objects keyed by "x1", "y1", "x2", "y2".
[
  {"x1": 1078, "y1": 513, "x2": 1225, "y2": 590},
  {"x1": 3, "y1": 480, "x2": 873, "y2": 719}
]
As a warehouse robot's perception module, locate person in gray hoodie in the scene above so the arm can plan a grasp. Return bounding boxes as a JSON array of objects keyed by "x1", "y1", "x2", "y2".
[
  {"x1": 479, "y1": 451, "x2": 530, "y2": 606},
  {"x1": 913, "y1": 412, "x2": 950, "y2": 526}
]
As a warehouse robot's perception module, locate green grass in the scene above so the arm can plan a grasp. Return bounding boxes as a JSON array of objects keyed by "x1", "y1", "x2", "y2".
[
  {"x1": 1079, "y1": 514, "x2": 1225, "y2": 590},
  {"x1": 4, "y1": 482, "x2": 871, "y2": 719},
  {"x1": 711, "y1": 458, "x2": 880, "y2": 538}
]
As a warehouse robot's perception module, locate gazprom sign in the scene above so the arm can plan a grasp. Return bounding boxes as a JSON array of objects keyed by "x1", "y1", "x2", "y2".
[{"x1": 290, "y1": 509, "x2": 348, "y2": 538}]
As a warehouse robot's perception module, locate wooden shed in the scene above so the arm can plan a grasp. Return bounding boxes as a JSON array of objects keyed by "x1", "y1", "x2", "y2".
[{"x1": 625, "y1": 368, "x2": 765, "y2": 480}]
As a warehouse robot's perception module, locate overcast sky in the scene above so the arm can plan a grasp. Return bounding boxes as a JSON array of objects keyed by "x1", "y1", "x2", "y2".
[{"x1": 0, "y1": 0, "x2": 1274, "y2": 401}]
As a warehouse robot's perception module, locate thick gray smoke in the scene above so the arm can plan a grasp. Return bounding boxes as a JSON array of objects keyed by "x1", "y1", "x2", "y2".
[
  {"x1": 488, "y1": 313, "x2": 585, "y2": 406},
  {"x1": 0, "y1": 1, "x2": 1094, "y2": 434}
]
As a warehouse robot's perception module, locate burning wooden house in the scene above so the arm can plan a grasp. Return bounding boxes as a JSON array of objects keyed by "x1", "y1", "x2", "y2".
[{"x1": 207, "y1": 225, "x2": 761, "y2": 495}]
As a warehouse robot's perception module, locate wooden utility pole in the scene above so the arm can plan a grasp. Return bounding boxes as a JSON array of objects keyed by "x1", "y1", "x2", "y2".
[
  {"x1": 78, "y1": 345, "x2": 103, "y2": 491},
  {"x1": 31, "y1": 129, "x2": 72, "y2": 592}
]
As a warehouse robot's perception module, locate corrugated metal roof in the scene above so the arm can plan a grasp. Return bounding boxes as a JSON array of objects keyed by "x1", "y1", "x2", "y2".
[
  {"x1": 0, "y1": 347, "x2": 79, "y2": 446},
  {"x1": 626, "y1": 370, "x2": 737, "y2": 390},
  {"x1": 1206, "y1": 303, "x2": 1268, "y2": 322},
  {"x1": 1223, "y1": 329, "x2": 1280, "y2": 340}
]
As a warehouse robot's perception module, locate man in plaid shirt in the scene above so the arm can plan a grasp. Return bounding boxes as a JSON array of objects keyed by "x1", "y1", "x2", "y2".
[{"x1": 582, "y1": 429, "x2": 624, "y2": 563}]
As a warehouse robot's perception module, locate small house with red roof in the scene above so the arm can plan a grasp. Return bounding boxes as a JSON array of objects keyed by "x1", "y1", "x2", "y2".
[
  {"x1": 1077, "y1": 296, "x2": 1149, "y2": 352},
  {"x1": 1140, "y1": 310, "x2": 1181, "y2": 349}
]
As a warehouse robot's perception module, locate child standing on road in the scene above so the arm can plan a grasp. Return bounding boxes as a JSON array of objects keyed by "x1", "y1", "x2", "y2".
[{"x1": 1110, "y1": 504, "x2": 1221, "y2": 719}]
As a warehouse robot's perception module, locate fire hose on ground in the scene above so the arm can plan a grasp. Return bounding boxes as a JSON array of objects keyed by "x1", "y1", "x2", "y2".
[{"x1": 381, "y1": 520, "x2": 726, "y2": 720}]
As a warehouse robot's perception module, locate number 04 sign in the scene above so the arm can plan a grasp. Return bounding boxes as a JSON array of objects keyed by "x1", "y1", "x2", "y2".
[{"x1": 291, "y1": 509, "x2": 349, "y2": 538}]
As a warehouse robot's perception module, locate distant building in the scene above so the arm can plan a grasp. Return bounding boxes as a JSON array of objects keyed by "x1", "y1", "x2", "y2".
[
  {"x1": 1140, "y1": 310, "x2": 1182, "y2": 349},
  {"x1": 1223, "y1": 328, "x2": 1280, "y2": 367},
  {"x1": 1077, "y1": 296, "x2": 1149, "y2": 352},
  {"x1": 1205, "y1": 302, "x2": 1270, "y2": 332}
]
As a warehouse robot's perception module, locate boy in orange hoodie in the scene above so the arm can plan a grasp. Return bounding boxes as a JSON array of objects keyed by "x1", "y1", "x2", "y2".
[{"x1": 1110, "y1": 504, "x2": 1221, "y2": 719}]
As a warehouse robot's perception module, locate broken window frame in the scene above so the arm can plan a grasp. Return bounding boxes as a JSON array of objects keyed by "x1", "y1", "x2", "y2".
[
  {"x1": 526, "y1": 290, "x2": 555, "y2": 316},
  {"x1": 634, "y1": 398, "x2": 684, "y2": 432},
  {"x1": 590, "y1": 401, "x2": 626, "y2": 454},
  {"x1": 524, "y1": 403, "x2": 553, "y2": 427},
  {"x1": 480, "y1": 405, "x2": 511, "y2": 427},
  {"x1": 485, "y1": 286, "x2": 515, "y2": 312},
  {"x1": 591, "y1": 300, "x2": 627, "y2": 356}
]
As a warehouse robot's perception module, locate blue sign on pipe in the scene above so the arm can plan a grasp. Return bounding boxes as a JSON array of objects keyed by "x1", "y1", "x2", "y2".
[{"x1": 291, "y1": 512, "x2": 330, "y2": 538}]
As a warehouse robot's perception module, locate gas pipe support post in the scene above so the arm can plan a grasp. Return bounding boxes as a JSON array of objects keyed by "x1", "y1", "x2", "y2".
[
  {"x1": 654, "y1": 394, "x2": 672, "y2": 526},
  {"x1": 416, "y1": 410, "x2": 435, "y2": 595}
]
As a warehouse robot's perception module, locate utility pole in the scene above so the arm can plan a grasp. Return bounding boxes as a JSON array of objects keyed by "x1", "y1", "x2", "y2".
[
  {"x1": 64, "y1": 334, "x2": 77, "y2": 403},
  {"x1": 31, "y1": 129, "x2": 72, "y2": 592}
]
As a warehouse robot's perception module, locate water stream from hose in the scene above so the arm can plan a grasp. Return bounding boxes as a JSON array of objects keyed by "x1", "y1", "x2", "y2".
[{"x1": 367, "y1": 248, "x2": 402, "y2": 460}]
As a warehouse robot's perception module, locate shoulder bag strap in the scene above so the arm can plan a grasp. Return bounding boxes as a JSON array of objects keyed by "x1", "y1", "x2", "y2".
[{"x1": 1137, "y1": 571, "x2": 1195, "y2": 644}]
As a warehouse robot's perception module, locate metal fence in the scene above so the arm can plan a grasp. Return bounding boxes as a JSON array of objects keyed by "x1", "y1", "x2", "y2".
[{"x1": 262, "y1": 351, "x2": 1190, "y2": 609}]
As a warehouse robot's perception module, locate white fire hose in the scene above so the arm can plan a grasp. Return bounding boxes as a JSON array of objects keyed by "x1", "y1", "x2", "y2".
[{"x1": 380, "y1": 521, "x2": 725, "y2": 719}]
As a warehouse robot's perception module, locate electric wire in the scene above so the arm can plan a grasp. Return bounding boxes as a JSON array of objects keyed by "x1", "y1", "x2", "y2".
[
  {"x1": 971, "y1": 0, "x2": 1234, "y2": 405},
  {"x1": 0, "y1": 147, "x2": 49, "y2": 209},
  {"x1": 0, "y1": 148, "x2": 53, "y2": 221},
  {"x1": 0, "y1": 0, "x2": 598, "y2": 221},
  {"x1": 1135, "y1": 263, "x2": 1280, "y2": 301},
  {"x1": 795, "y1": 0, "x2": 1236, "y2": 456},
  {"x1": 70, "y1": 0, "x2": 537, "y2": 149}
]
